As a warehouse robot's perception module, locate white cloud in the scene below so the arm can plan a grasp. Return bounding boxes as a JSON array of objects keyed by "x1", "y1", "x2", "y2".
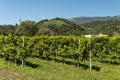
[{"x1": 41, "y1": 16, "x2": 46, "y2": 20}]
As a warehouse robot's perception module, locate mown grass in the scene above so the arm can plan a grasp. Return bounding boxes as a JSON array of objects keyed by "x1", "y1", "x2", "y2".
[{"x1": 0, "y1": 58, "x2": 120, "y2": 80}]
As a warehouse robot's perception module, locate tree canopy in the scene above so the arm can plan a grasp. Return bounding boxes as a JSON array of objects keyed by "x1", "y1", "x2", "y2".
[
  {"x1": 16, "y1": 20, "x2": 37, "y2": 36},
  {"x1": 0, "y1": 18, "x2": 120, "y2": 36}
]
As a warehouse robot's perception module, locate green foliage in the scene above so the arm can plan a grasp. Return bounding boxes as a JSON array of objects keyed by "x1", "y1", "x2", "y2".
[
  {"x1": 1, "y1": 18, "x2": 120, "y2": 36},
  {"x1": 36, "y1": 18, "x2": 84, "y2": 36},
  {"x1": 0, "y1": 24, "x2": 17, "y2": 35},
  {"x1": 0, "y1": 34, "x2": 29, "y2": 66},
  {"x1": 0, "y1": 35, "x2": 120, "y2": 66},
  {"x1": 16, "y1": 20, "x2": 37, "y2": 36},
  {"x1": 91, "y1": 37, "x2": 109, "y2": 59},
  {"x1": 83, "y1": 20, "x2": 120, "y2": 35},
  {"x1": 108, "y1": 37, "x2": 120, "y2": 59}
]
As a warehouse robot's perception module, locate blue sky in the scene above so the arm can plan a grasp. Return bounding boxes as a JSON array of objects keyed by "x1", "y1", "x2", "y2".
[{"x1": 0, "y1": 0, "x2": 120, "y2": 24}]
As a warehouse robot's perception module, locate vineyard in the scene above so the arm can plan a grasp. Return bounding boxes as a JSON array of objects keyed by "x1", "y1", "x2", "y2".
[{"x1": 0, "y1": 34, "x2": 120, "y2": 68}]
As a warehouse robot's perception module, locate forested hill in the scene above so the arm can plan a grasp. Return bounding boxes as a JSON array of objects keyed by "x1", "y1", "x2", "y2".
[
  {"x1": 0, "y1": 17, "x2": 120, "y2": 36},
  {"x1": 82, "y1": 20, "x2": 120, "y2": 36},
  {"x1": 35, "y1": 18, "x2": 84, "y2": 36},
  {"x1": 70, "y1": 15, "x2": 120, "y2": 24},
  {"x1": 0, "y1": 18, "x2": 85, "y2": 36}
]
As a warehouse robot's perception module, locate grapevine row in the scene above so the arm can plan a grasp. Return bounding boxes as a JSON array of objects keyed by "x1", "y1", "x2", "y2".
[{"x1": 0, "y1": 34, "x2": 120, "y2": 66}]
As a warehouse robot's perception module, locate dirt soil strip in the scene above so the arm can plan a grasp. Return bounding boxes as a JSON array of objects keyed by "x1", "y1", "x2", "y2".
[{"x1": 0, "y1": 68, "x2": 22, "y2": 80}]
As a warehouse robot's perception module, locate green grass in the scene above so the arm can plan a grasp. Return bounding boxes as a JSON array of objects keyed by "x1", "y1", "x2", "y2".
[{"x1": 0, "y1": 58, "x2": 120, "y2": 80}]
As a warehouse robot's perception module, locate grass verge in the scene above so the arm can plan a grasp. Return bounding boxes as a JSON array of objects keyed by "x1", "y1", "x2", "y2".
[{"x1": 0, "y1": 58, "x2": 120, "y2": 80}]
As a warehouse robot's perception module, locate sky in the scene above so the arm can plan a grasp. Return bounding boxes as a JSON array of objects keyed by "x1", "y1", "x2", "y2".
[{"x1": 0, "y1": 0, "x2": 120, "y2": 24}]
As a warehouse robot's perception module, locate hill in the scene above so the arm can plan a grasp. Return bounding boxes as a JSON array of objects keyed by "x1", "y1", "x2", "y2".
[
  {"x1": 82, "y1": 20, "x2": 120, "y2": 35},
  {"x1": 1, "y1": 17, "x2": 120, "y2": 36},
  {"x1": 36, "y1": 18, "x2": 84, "y2": 36},
  {"x1": 70, "y1": 15, "x2": 120, "y2": 24}
]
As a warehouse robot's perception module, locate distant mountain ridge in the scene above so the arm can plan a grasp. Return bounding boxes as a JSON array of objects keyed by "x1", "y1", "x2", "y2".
[{"x1": 69, "y1": 15, "x2": 120, "y2": 24}]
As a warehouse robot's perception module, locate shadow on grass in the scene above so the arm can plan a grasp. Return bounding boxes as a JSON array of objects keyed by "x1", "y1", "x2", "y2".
[
  {"x1": 25, "y1": 61, "x2": 39, "y2": 68},
  {"x1": 5, "y1": 59, "x2": 40, "y2": 68},
  {"x1": 100, "y1": 59, "x2": 120, "y2": 65},
  {"x1": 27, "y1": 56, "x2": 101, "y2": 71},
  {"x1": 78, "y1": 63, "x2": 101, "y2": 71},
  {"x1": 54, "y1": 58, "x2": 101, "y2": 71}
]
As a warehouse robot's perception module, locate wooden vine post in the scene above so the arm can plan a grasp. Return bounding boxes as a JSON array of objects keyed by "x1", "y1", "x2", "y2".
[
  {"x1": 85, "y1": 35, "x2": 92, "y2": 70},
  {"x1": 89, "y1": 38, "x2": 92, "y2": 70},
  {"x1": 22, "y1": 37, "x2": 25, "y2": 66}
]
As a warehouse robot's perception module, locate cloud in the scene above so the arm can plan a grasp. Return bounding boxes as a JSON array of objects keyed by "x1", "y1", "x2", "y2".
[{"x1": 41, "y1": 16, "x2": 46, "y2": 20}]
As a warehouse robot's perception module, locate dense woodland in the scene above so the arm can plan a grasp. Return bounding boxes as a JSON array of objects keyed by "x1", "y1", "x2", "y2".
[
  {"x1": 1, "y1": 18, "x2": 120, "y2": 36},
  {"x1": 82, "y1": 20, "x2": 120, "y2": 36}
]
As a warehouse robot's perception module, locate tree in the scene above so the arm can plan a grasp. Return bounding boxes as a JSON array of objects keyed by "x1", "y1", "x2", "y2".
[
  {"x1": 16, "y1": 20, "x2": 37, "y2": 36},
  {"x1": 0, "y1": 24, "x2": 17, "y2": 35}
]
